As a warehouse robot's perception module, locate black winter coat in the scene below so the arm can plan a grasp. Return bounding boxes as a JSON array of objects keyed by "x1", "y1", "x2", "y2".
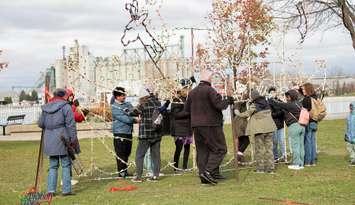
[
  {"x1": 170, "y1": 98, "x2": 192, "y2": 137},
  {"x1": 268, "y1": 97, "x2": 285, "y2": 129}
]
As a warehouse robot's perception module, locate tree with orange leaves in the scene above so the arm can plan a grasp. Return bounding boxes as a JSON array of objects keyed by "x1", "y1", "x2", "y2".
[{"x1": 205, "y1": 0, "x2": 274, "y2": 90}]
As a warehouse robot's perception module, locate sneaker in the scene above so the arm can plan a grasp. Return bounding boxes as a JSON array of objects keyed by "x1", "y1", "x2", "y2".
[
  {"x1": 288, "y1": 165, "x2": 302, "y2": 170},
  {"x1": 200, "y1": 175, "x2": 216, "y2": 185},
  {"x1": 349, "y1": 162, "x2": 355, "y2": 166},
  {"x1": 145, "y1": 172, "x2": 153, "y2": 177},
  {"x1": 304, "y1": 164, "x2": 312, "y2": 167},
  {"x1": 299, "y1": 166, "x2": 304, "y2": 169},
  {"x1": 61, "y1": 180, "x2": 78, "y2": 186},
  {"x1": 200, "y1": 171, "x2": 218, "y2": 184},
  {"x1": 71, "y1": 179, "x2": 79, "y2": 185},
  {"x1": 131, "y1": 177, "x2": 143, "y2": 183},
  {"x1": 147, "y1": 176, "x2": 159, "y2": 182},
  {"x1": 311, "y1": 163, "x2": 316, "y2": 167}
]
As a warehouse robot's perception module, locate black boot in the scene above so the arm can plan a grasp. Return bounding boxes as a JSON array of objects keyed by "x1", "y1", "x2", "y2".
[{"x1": 200, "y1": 171, "x2": 218, "y2": 184}]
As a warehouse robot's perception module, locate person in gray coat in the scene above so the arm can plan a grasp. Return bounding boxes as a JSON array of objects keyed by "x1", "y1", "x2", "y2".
[{"x1": 38, "y1": 88, "x2": 79, "y2": 196}]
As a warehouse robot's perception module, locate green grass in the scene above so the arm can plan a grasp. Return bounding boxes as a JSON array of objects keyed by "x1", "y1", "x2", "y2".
[{"x1": 1, "y1": 120, "x2": 355, "y2": 205}]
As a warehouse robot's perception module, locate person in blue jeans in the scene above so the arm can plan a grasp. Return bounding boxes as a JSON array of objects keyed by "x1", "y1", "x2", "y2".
[
  {"x1": 301, "y1": 83, "x2": 318, "y2": 166},
  {"x1": 345, "y1": 102, "x2": 355, "y2": 166},
  {"x1": 267, "y1": 87, "x2": 286, "y2": 162},
  {"x1": 269, "y1": 89, "x2": 305, "y2": 170},
  {"x1": 38, "y1": 88, "x2": 80, "y2": 196}
]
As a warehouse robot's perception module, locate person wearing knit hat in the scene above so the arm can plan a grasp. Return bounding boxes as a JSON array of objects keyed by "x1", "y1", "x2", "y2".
[
  {"x1": 183, "y1": 69, "x2": 234, "y2": 185},
  {"x1": 38, "y1": 87, "x2": 79, "y2": 196},
  {"x1": 111, "y1": 86, "x2": 140, "y2": 178},
  {"x1": 235, "y1": 89, "x2": 277, "y2": 174},
  {"x1": 53, "y1": 88, "x2": 67, "y2": 98},
  {"x1": 132, "y1": 85, "x2": 162, "y2": 183}
]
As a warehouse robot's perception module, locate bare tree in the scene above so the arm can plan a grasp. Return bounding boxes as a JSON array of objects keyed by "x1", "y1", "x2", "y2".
[{"x1": 266, "y1": 0, "x2": 355, "y2": 50}]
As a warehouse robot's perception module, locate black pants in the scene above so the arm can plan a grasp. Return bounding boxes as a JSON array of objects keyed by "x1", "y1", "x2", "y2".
[
  {"x1": 193, "y1": 126, "x2": 227, "y2": 175},
  {"x1": 113, "y1": 134, "x2": 132, "y2": 174},
  {"x1": 135, "y1": 138, "x2": 161, "y2": 178},
  {"x1": 238, "y1": 135, "x2": 250, "y2": 153},
  {"x1": 173, "y1": 139, "x2": 190, "y2": 170}
]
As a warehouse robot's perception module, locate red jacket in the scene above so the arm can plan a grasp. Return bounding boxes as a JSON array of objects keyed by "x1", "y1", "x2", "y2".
[{"x1": 72, "y1": 104, "x2": 85, "y2": 123}]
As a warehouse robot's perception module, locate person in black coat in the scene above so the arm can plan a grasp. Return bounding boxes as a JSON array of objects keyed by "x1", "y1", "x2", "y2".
[
  {"x1": 267, "y1": 87, "x2": 286, "y2": 162},
  {"x1": 171, "y1": 88, "x2": 193, "y2": 172}
]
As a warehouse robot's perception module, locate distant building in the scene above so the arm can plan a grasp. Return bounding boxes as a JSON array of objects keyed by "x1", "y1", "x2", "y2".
[{"x1": 54, "y1": 39, "x2": 191, "y2": 103}]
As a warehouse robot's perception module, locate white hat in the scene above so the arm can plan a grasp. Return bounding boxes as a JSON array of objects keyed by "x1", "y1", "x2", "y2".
[{"x1": 138, "y1": 84, "x2": 155, "y2": 97}]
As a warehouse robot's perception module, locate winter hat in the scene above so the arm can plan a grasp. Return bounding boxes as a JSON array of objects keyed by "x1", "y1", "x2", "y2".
[
  {"x1": 268, "y1": 86, "x2": 276, "y2": 93},
  {"x1": 200, "y1": 69, "x2": 213, "y2": 83},
  {"x1": 250, "y1": 90, "x2": 261, "y2": 101},
  {"x1": 113, "y1": 87, "x2": 126, "y2": 97},
  {"x1": 285, "y1": 89, "x2": 299, "y2": 101},
  {"x1": 53, "y1": 88, "x2": 66, "y2": 98}
]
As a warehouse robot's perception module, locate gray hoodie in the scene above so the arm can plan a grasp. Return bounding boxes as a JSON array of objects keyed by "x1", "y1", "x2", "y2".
[{"x1": 38, "y1": 99, "x2": 79, "y2": 156}]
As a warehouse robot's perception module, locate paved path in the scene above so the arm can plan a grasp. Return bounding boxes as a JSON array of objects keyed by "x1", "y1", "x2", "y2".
[{"x1": 0, "y1": 130, "x2": 113, "y2": 141}]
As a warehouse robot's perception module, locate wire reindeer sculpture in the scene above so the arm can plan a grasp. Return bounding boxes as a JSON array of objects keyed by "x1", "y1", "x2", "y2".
[{"x1": 121, "y1": 0, "x2": 166, "y2": 78}]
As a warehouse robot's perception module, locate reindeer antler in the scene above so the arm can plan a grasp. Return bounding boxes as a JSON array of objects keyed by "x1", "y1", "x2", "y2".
[{"x1": 125, "y1": 0, "x2": 139, "y2": 20}]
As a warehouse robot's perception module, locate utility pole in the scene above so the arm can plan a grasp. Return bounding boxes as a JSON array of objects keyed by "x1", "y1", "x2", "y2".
[{"x1": 175, "y1": 27, "x2": 211, "y2": 74}]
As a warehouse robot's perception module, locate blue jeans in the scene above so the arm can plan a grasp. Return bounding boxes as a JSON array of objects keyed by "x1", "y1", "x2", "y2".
[
  {"x1": 144, "y1": 148, "x2": 153, "y2": 174},
  {"x1": 289, "y1": 123, "x2": 305, "y2": 166},
  {"x1": 272, "y1": 128, "x2": 286, "y2": 159},
  {"x1": 304, "y1": 122, "x2": 317, "y2": 165},
  {"x1": 47, "y1": 155, "x2": 72, "y2": 194}
]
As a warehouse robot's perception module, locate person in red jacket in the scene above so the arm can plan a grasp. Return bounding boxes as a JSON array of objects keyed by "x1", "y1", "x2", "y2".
[
  {"x1": 64, "y1": 87, "x2": 87, "y2": 186},
  {"x1": 65, "y1": 88, "x2": 87, "y2": 123}
]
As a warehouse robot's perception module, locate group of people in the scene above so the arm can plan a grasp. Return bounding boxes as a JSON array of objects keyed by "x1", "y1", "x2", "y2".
[
  {"x1": 110, "y1": 70, "x2": 233, "y2": 185},
  {"x1": 235, "y1": 83, "x2": 326, "y2": 173},
  {"x1": 38, "y1": 69, "x2": 355, "y2": 194}
]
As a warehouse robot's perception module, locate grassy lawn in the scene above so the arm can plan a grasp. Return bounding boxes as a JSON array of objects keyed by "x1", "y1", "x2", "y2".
[{"x1": 0, "y1": 120, "x2": 354, "y2": 205}]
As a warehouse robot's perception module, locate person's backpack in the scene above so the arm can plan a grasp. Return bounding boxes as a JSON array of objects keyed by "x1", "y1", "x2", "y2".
[
  {"x1": 288, "y1": 103, "x2": 309, "y2": 126},
  {"x1": 298, "y1": 107, "x2": 310, "y2": 126},
  {"x1": 310, "y1": 98, "x2": 327, "y2": 122}
]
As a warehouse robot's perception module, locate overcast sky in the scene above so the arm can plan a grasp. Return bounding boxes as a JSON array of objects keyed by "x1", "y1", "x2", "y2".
[{"x1": 0, "y1": 0, "x2": 354, "y2": 91}]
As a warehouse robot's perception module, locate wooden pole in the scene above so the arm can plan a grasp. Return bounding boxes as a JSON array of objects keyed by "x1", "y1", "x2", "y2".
[
  {"x1": 34, "y1": 75, "x2": 50, "y2": 191},
  {"x1": 227, "y1": 71, "x2": 239, "y2": 181}
]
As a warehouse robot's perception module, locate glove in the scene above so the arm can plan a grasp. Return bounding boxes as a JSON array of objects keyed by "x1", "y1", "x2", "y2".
[
  {"x1": 82, "y1": 108, "x2": 89, "y2": 116},
  {"x1": 190, "y1": 76, "x2": 196, "y2": 83},
  {"x1": 164, "y1": 100, "x2": 171, "y2": 107},
  {"x1": 226, "y1": 96, "x2": 234, "y2": 105}
]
